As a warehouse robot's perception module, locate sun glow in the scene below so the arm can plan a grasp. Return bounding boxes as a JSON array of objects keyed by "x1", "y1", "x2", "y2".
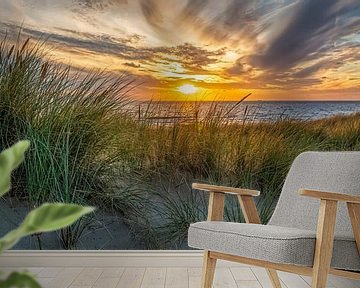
[{"x1": 178, "y1": 84, "x2": 198, "y2": 95}]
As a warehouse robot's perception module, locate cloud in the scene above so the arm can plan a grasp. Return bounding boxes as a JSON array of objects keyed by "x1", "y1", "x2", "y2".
[
  {"x1": 292, "y1": 61, "x2": 328, "y2": 78},
  {"x1": 124, "y1": 62, "x2": 141, "y2": 68},
  {"x1": 226, "y1": 59, "x2": 252, "y2": 75},
  {"x1": 139, "y1": 0, "x2": 163, "y2": 29},
  {"x1": 200, "y1": 1, "x2": 259, "y2": 42},
  {"x1": 178, "y1": 0, "x2": 209, "y2": 22},
  {"x1": 0, "y1": 0, "x2": 358, "y2": 98},
  {"x1": 0, "y1": 22, "x2": 224, "y2": 74},
  {"x1": 0, "y1": 22, "x2": 145, "y2": 59},
  {"x1": 250, "y1": 0, "x2": 360, "y2": 70},
  {"x1": 168, "y1": 43, "x2": 225, "y2": 68},
  {"x1": 177, "y1": 0, "x2": 287, "y2": 46},
  {"x1": 75, "y1": 0, "x2": 128, "y2": 11}
]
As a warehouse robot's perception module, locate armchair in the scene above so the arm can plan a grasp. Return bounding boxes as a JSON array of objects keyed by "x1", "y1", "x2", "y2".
[{"x1": 188, "y1": 152, "x2": 360, "y2": 288}]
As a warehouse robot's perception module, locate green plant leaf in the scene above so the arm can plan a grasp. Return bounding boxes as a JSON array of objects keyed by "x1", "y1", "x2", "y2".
[
  {"x1": 0, "y1": 141, "x2": 30, "y2": 197},
  {"x1": 0, "y1": 228, "x2": 23, "y2": 254},
  {"x1": 0, "y1": 203, "x2": 94, "y2": 252},
  {"x1": 0, "y1": 271, "x2": 41, "y2": 288},
  {"x1": 21, "y1": 203, "x2": 95, "y2": 233}
]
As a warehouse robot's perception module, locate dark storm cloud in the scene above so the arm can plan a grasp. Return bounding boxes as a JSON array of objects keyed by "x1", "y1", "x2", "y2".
[{"x1": 250, "y1": 0, "x2": 360, "y2": 70}]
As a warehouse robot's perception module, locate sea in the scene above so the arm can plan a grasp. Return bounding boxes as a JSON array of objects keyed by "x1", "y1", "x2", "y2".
[{"x1": 132, "y1": 101, "x2": 360, "y2": 123}]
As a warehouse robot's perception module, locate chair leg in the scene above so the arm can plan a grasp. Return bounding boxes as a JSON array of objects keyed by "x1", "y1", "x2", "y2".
[
  {"x1": 266, "y1": 269, "x2": 282, "y2": 288},
  {"x1": 311, "y1": 200, "x2": 337, "y2": 288},
  {"x1": 201, "y1": 250, "x2": 217, "y2": 288}
]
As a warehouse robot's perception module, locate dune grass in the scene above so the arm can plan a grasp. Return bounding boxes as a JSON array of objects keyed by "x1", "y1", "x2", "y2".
[
  {"x1": 122, "y1": 112, "x2": 360, "y2": 248},
  {"x1": 1, "y1": 36, "x2": 360, "y2": 249},
  {"x1": 0, "y1": 36, "x2": 137, "y2": 248}
]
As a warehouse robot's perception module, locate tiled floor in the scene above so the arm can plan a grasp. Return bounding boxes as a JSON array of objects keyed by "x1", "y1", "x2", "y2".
[{"x1": 2, "y1": 266, "x2": 360, "y2": 288}]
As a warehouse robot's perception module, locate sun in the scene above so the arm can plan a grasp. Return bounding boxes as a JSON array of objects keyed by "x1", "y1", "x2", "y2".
[{"x1": 178, "y1": 84, "x2": 198, "y2": 95}]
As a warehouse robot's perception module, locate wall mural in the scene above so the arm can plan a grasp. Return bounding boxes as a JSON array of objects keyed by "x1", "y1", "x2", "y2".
[{"x1": 0, "y1": 0, "x2": 359, "y2": 250}]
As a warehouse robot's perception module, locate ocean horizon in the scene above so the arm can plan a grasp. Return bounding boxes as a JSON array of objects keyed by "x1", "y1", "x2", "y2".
[{"x1": 132, "y1": 100, "x2": 360, "y2": 122}]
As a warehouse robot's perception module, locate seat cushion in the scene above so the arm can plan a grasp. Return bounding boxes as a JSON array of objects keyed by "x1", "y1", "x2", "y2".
[{"x1": 188, "y1": 221, "x2": 360, "y2": 271}]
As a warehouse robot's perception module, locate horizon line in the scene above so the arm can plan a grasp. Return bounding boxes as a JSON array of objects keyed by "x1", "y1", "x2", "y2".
[{"x1": 136, "y1": 99, "x2": 360, "y2": 103}]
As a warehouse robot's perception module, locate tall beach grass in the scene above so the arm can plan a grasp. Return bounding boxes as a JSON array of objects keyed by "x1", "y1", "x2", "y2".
[{"x1": 0, "y1": 36, "x2": 139, "y2": 248}]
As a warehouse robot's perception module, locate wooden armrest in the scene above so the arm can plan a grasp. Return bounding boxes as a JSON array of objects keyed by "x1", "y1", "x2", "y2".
[
  {"x1": 192, "y1": 183, "x2": 260, "y2": 196},
  {"x1": 196, "y1": 182, "x2": 261, "y2": 223},
  {"x1": 299, "y1": 189, "x2": 360, "y2": 204},
  {"x1": 301, "y1": 188, "x2": 360, "y2": 269}
]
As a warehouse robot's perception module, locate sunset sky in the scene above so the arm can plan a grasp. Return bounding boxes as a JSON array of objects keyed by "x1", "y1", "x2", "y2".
[{"x1": 0, "y1": 0, "x2": 359, "y2": 101}]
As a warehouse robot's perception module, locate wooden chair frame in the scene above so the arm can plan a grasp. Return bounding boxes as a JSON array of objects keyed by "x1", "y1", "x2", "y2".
[{"x1": 192, "y1": 183, "x2": 360, "y2": 288}]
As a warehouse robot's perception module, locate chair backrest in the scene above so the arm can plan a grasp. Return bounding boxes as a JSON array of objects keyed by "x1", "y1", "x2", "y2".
[{"x1": 269, "y1": 152, "x2": 360, "y2": 238}]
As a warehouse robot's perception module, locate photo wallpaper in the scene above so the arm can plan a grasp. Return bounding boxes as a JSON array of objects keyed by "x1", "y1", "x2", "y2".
[{"x1": 0, "y1": 0, "x2": 359, "y2": 250}]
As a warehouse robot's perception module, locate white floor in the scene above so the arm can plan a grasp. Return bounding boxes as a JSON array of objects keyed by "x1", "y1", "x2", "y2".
[
  {"x1": 2, "y1": 266, "x2": 360, "y2": 288},
  {"x1": 1, "y1": 251, "x2": 359, "y2": 288}
]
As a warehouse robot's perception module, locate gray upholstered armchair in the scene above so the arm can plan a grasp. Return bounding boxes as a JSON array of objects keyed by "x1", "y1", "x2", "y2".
[{"x1": 188, "y1": 152, "x2": 360, "y2": 288}]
